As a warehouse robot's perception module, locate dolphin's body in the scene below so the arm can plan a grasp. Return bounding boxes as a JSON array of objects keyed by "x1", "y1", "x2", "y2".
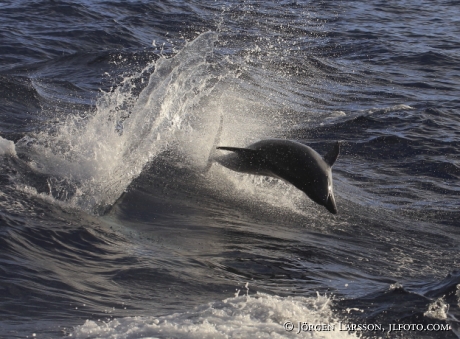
[{"x1": 216, "y1": 139, "x2": 340, "y2": 214}]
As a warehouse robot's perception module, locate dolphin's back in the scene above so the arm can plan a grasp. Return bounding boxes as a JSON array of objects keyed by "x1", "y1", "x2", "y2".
[{"x1": 249, "y1": 139, "x2": 327, "y2": 180}]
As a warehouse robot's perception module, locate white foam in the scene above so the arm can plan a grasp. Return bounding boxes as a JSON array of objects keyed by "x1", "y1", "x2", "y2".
[
  {"x1": 366, "y1": 104, "x2": 414, "y2": 115},
  {"x1": 424, "y1": 297, "x2": 449, "y2": 320},
  {"x1": 0, "y1": 136, "x2": 16, "y2": 156},
  {"x1": 388, "y1": 282, "x2": 403, "y2": 291},
  {"x1": 74, "y1": 293, "x2": 357, "y2": 339}
]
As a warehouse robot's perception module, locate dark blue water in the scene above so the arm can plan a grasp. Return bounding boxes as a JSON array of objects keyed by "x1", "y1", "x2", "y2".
[{"x1": 1, "y1": 1, "x2": 459, "y2": 338}]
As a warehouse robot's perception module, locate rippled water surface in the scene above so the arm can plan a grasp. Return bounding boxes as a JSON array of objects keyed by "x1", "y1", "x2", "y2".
[{"x1": 0, "y1": 1, "x2": 459, "y2": 338}]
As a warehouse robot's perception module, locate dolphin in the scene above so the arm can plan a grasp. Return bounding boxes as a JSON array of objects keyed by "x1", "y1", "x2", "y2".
[{"x1": 216, "y1": 139, "x2": 340, "y2": 214}]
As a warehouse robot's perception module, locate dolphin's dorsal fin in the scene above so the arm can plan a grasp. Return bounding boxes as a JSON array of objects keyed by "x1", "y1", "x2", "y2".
[
  {"x1": 216, "y1": 146, "x2": 259, "y2": 158},
  {"x1": 323, "y1": 141, "x2": 340, "y2": 167}
]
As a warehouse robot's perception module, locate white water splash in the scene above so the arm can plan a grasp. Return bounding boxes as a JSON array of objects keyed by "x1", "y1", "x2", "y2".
[
  {"x1": 424, "y1": 297, "x2": 449, "y2": 320},
  {"x1": 74, "y1": 293, "x2": 358, "y2": 339},
  {"x1": 0, "y1": 136, "x2": 16, "y2": 156},
  {"x1": 14, "y1": 32, "x2": 228, "y2": 213}
]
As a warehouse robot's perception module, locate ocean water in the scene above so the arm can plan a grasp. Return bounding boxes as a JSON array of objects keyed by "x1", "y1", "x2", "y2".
[{"x1": 0, "y1": 1, "x2": 459, "y2": 338}]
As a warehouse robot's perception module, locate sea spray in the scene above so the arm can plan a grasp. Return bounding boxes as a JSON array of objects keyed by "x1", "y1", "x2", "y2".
[{"x1": 14, "y1": 33, "x2": 226, "y2": 214}]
